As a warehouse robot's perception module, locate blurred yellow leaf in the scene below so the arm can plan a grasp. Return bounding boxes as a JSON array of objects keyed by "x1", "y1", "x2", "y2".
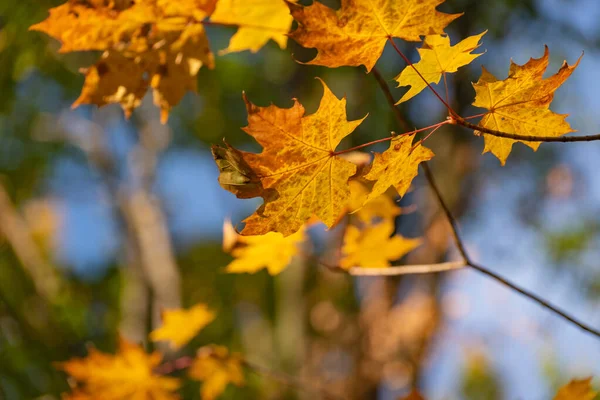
[
  {"x1": 211, "y1": 0, "x2": 294, "y2": 54},
  {"x1": 189, "y1": 345, "x2": 245, "y2": 400},
  {"x1": 363, "y1": 136, "x2": 434, "y2": 204},
  {"x1": 31, "y1": 0, "x2": 215, "y2": 122},
  {"x1": 473, "y1": 46, "x2": 581, "y2": 165},
  {"x1": 59, "y1": 338, "x2": 180, "y2": 400},
  {"x1": 347, "y1": 180, "x2": 401, "y2": 224},
  {"x1": 553, "y1": 377, "x2": 596, "y2": 400},
  {"x1": 395, "y1": 32, "x2": 485, "y2": 103},
  {"x1": 150, "y1": 303, "x2": 216, "y2": 350},
  {"x1": 223, "y1": 220, "x2": 305, "y2": 275},
  {"x1": 341, "y1": 220, "x2": 421, "y2": 269},
  {"x1": 398, "y1": 390, "x2": 426, "y2": 400}
]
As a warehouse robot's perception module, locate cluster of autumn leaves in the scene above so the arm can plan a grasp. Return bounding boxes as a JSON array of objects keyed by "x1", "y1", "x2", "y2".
[{"x1": 29, "y1": 0, "x2": 591, "y2": 398}]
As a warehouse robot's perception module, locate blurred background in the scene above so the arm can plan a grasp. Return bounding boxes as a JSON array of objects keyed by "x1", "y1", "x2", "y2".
[{"x1": 1, "y1": 0, "x2": 600, "y2": 399}]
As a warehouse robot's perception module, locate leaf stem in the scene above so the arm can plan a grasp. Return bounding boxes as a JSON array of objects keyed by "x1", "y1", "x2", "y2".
[{"x1": 332, "y1": 121, "x2": 448, "y2": 156}]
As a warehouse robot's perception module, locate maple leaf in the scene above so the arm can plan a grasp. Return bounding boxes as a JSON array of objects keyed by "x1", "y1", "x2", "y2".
[
  {"x1": 210, "y1": 0, "x2": 294, "y2": 54},
  {"x1": 287, "y1": 0, "x2": 461, "y2": 72},
  {"x1": 472, "y1": 46, "x2": 582, "y2": 165},
  {"x1": 222, "y1": 220, "x2": 305, "y2": 275},
  {"x1": 553, "y1": 377, "x2": 597, "y2": 400},
  {"x1": 230, "y1": 79, "x2": 366, "y2": 237},
  {"x1": 395, "y1": 32, "x2": 486, "y2": 103},
  {"x1": 212, "y1": 140, "x2": 267, "y2": 199},
  {"x1": 59, "y1": 338, "x2": 180, "y2": 400},
  {"x1": 347, "y1": 180, "x2": 401, "y2": 224},
  {"x1": 31, "y1": 0, "x2": 215, "y2": 122},
  {"x1": 189, "y1": 345, "x2": 245, "y2": 400},
  {"x1": 363, "y1": 135, "x2": 434, "y2": 204},
  {"x1": 149, "y1": 303, "x2": 216, "y2": 350},
  {"x1": 341, "y1": 220, "x2": 421, "y2": 269}
]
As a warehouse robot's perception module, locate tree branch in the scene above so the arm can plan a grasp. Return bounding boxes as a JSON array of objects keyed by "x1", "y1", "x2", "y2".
[
  {"x1": 349, "y1": 261, "x2": 466, "y2": 276},
  {"x1": 372, "y1": 67, "x2": 600, "y2": 340},
  {"x1": 455, "y1": 116, "x2": 600, "y2": 142}
]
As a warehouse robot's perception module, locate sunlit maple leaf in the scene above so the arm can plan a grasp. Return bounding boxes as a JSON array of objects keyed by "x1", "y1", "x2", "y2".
[
  {"x1": 149, "y1": 303, "x2": 216, "y2": 350},
  {"x1": 211, "y1": 0, "x2": 294, "y2": 54},
  {"x1": 553, "y1": 377, "x2": 597, "y2": 400},
  {"x1": 347, "y1": 180, "x2": 401, "y2": 224},
  {"x1": 31, "y1": 0, "x2": 215, "y2": 122},
  {"x1": 228, "y1": 79, "x2": 366, "y2": 236},
  {"x1": 363, "y1": 135, "x2": 434, "y2": 204},
  {"x1": 59, "y1": 338, "x2": 180, "y2": 399},
  {"x1": 395, "y1": 32, "x2": 486, "y2": 103},
  {"x1": 472, "y1": 46, "x2": 582, "y2": 165},
  {"x1": 222, "y1": 220, "x2": 305, "y2": 275},
  {"x1": 189, "y1": 345, "x2": 245, "y2": 400},
  {"x1": 341, "y1": 219, "x2": 421, "y2": 269},
  {"x1": 288, "y1": 0, "x2": 461, "y2": 72}
]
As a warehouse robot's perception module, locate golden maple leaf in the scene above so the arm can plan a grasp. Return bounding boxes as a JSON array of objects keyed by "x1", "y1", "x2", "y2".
[
  {"x1": 211, "y1": 0, "x2": 294, "y2": 54},
  {"x1": 232, "y1": 78, "x2": 366, "y2": 236},
  {"x1": 395, "y1": 32, "x2": 486, "y2": 103},
  {"x1": 341, "y1": 219, "x2": 421, "y2": 269},
  {"x1": 59, "y1": 338, "x2": 180, "y2": 400},
  {"x1": 363, "y1": 135, "x2": 434, "y2": 204},
  {"x1": 288, "y1": 0, "x2": 461, "y2": 72},
  {"x1": 149, "y1": 303, "x2": 216, "y2": 350},
  {"x1": 222, "y1": 220, "x2": 305, "y2": 275},
  {"x1": 189, "y1": 345, "x2": 245, "y2": 400},
  {"x1": 553, "y1": 377, "x2": 597, "y2": 400},
  {"x1": 472, "y1": 46, "x2": 582, "y2": 165},
  {"x1": 31, "y1": 0, "x2": 215, "y2": 122},
  {"x1": 347, "y1": 180, "x2": 401, "y2": 224}
]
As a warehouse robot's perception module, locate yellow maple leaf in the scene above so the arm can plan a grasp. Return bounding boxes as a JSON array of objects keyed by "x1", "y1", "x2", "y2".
[
  {"x1": 395, "y1": 32, "x2": 486, "y2": 103},
  {"x1": 472, "y1": 46, "x2": 582, "y2": 165},
  {"x1": 149, "y1": 303, "x2": 216, "y2": 350},
  {"x1": 31, "y1": 0, "x2": 215, "y2": 122},
  {"x1": 59, "y1": 338, "x2": 180, "y2": 400},
  {"x1": 211, "y1": 0, "x2": 294, "y2": 54},
  {"x1": 363, "y1": 135, "x2": 434, "y2": 204},
  {"x1": 223, "y1": 220, "x2": 305, "y2": 275},
  {"x1": 553, "y1": 377, "x2": 597, "y2": 400},
  {"x1": 288, "y1": 0, "x2": 461, "y2": 72},
  {"x1": 189, "y1": 346, "x2": 245, "y2": 400},
  {"x1": 347, "y1": 180, "x2": 401, "y2": 224},
  {"x1": 230, "y1": 78, "x2": 366, "y2": 237},
  {"x1": 341, "y1": 219, "x2": 421, "y2": 269}
]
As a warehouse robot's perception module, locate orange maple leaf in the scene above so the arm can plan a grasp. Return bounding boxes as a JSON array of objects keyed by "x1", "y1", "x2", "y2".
[
  {"x1": 189, "y1": 345, "x2": 245, "y2": 400},
  {"x1": 59, "y1": 338, "x2": 180, "y2": 399},
  {"x1": 226, "y1": 79, "x2": 366, "y2": 237},
  {"x1": 288, "y1": 0, "x2": 461, "y2": 72},
  {"x1": 472, "y1": 46, "x2": 582, "y2": 165}
]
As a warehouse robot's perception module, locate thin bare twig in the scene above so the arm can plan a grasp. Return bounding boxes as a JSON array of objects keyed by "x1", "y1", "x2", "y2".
[
  {"x1": 349, "y1": 261, "x2": 466, "y2": 276},
  {"x1": 372, "y1": 68, "x2": 600, "y2": 340}
]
